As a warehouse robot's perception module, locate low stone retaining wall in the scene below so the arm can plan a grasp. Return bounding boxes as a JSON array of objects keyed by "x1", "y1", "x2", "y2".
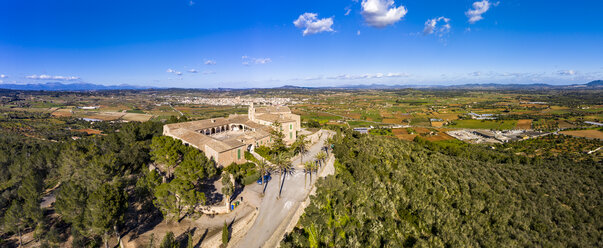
[
  {"x1": 201, "y1": 207, "x2": 259, "y2": 248},
  {"x1": 266, "y1": 153, "x2": 335, "y2": 248}
]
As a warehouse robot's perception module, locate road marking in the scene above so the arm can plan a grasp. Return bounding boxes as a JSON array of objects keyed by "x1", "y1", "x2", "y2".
[{"x1": 284, "y1": 201, "x2": 293, "y2": 210}]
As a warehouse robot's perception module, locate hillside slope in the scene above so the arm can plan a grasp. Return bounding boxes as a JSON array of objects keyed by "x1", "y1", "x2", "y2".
[{"x1": 282, "y1": 133, "x2": 602, "y2": 247}]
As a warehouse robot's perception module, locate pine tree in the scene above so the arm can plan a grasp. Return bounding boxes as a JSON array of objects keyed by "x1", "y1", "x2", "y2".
[
  {"x1": 3, "y1": 201, "x2": 25, "y2": 247},
  {"x1": 221, "y1": 173, "x2": 234, "y2": 207},
  {"x1": 160, "y1": 232, "x2": 176, "y2": 248},
  {"x1": 222, "y1": 221, "x2": 229, "y2": 246},
  {"x1": 55, "y1": 181, "x2": 88, "y2": 230},
  {"x1": 86, "y1": 182, "x2": 128, "y2": 248}
]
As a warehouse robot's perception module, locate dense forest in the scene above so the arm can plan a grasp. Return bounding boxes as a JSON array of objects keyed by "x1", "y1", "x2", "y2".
[
  {"x1": 0, "y1": 109, "x2": 168, "y2": 247},
  {"x1": 282, "y1": 131, "x2": 602, "y2": 247}
]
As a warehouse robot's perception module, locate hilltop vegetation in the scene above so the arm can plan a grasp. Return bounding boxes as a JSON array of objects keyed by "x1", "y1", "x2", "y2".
[
  {"x1": 0, "y1": 88, "x2": 601, "y2": 247},
  {"x1": 0, "y1": 108, "x2": 166, "y2": 247},
  {"x1": 282, "y1": 131, "x2": 602, "y2": 247}
]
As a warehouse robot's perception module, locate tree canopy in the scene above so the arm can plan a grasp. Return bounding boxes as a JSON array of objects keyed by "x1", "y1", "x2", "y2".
[{"x1": 282, "y1": 132, "x2": 602, "y2": 247}]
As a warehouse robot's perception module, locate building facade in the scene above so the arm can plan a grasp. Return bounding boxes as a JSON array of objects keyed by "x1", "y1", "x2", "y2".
[{"x1": 163, "y1": 104, "x2": 300, "y2": 167}]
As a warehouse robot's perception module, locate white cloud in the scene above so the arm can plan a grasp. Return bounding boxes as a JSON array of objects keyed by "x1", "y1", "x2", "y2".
[
  {"x1": 26, "y1": 74, "x2": 79, "y2": 80},
  {"x1": 189, "y1": 0, "x2": 194, "y2": 6},
  {"x1": 0, "y1": 74, "x2": 7, "y2": 78},
  {"x1": 423, "y1": 17, "x2": 451, "y2": 36},
  {"x1": 166, "y1": 68, "x2": 182, "y2": 75},
  {"x1": 386, "y1": 72, "x2": 407, "y2": 77},
  {"x1": 558, "y1": 70, "x2": 577, "y2": 76},
  {"x1": 361, "y1": 0, "x2": 407, "y2": 28},
  {"x1": 242, "y1": 56, "x2": 272, "y2": 65},
  {"x1": 202, "y1": 70, "x2": 216, "y2": 75},
  {"x1": 254, "y1": 58, "x2": 272, "y2": 64},
  {"x1": 466, "y1": 0, "x2": 497, "y2": 24},
  {"x1": 326, "y1": 72, "x2": 408, "y2": 80},
  {"x1": 304, "y1": 76, "x2": 324, "y2": 81},
  {"x1": 188, "y1": 69, "x2": 198, "y2": 73},
  {"x1": 345, "y1": 7, "x2": 352, "y2": 16},
  {"x1": 293, "y1": 13, "x2": 334, "y2": 36},
  {"x1": 470, "y1": 71, "x2": 482, "y2": 76},
  {"x1": 204, "y1": 59, "x2": 216, "y2": 65}
]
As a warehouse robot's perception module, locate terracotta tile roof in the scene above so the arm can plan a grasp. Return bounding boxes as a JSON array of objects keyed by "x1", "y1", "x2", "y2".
[
  {"x1": 167, "y1": 126, "x2": 244, "y2": 152},
  {"x1": 255, "y1": 106, "x2": 291, "y2": 113},
  {"x1": 165, "y1": 117, "x2": 231, "y2": 131},
  {"x1": 255, "y1": 113, "x2": 295, "y2": 123}
]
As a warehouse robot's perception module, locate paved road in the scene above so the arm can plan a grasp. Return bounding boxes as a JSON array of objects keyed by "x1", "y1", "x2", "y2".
[{"x1": 233, "y1": 130, "x2": 334, "y2": 248}]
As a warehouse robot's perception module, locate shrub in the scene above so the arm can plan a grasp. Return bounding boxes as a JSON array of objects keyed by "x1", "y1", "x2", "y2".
[
  {"x1": 225, "y1": 162, "x2": 257, "y2": 184},
  {"x1": 160, "y1": 232, "x2": 176, "y2": 248},
  {"x1": 242, "y1": 172, "x2": 260, "y2": 185},
  {"x1": 222, "y1": 221, "x2": 229, "y2": 245},
  {"x1": 244, "y1": 151, "x2": 258, "y2": 163},
  {"x1": 254, "y1": 146, "x2": 271, "y2": 160}
]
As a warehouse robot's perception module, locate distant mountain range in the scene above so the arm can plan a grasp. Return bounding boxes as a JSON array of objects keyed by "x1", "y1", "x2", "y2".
[
  {"x1": 0, "y1": 80, "x2": 601, "y2": 91},
  {"x1": 586, "y1": 80, "x2": 603, "y2": 87},
  {"x1": 280, "y1": 80, "x2": 603, "y2": 90},
  {"x1": 0, "y1": 82, "x2": 155, "y2": 91}
]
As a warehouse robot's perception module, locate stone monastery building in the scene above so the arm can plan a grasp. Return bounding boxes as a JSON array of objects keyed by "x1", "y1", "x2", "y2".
[{"x1": 163, "y1": 103, "x2": 300, "y2": 167}]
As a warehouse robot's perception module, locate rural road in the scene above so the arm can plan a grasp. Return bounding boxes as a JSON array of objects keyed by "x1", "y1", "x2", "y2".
[{"x1": 232, "y1": 130, "x2": 334, "y2": 248}]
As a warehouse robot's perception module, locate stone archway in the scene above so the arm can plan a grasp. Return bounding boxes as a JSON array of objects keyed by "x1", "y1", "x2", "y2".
[{"x1": 211, "y1": 127, "x2": 216, "y2": 134}]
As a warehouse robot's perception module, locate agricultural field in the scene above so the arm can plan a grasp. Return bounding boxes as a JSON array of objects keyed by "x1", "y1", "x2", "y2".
[
  {"x1": 560, "y1": 129, "x2": 603, "y2": 140},
  {"x1": 291, "y1": 89, "x2": 600, "y2": 133},
  {"x1": 1, "y1": 87, "x2": 601, "y2": 134},
  {"x1": 448, "y1": 119, "x2": 518, "y2": 130},
  {"x1": 516, "y1": 119, "x2": 532, "y2": 129}
]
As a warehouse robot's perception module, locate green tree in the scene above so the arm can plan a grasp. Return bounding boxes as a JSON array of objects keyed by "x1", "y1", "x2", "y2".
[
  {"x1": 135, "y1": 169, "x2": 162, "y2": 200},
  {"x1": 187, "y1": 231, "x2": 194, "y2": 248},
  {"x1": 221, "y1": 173, "x2": 234, "y2": 206},
  {"x1": 150, "y1": 136, "x2": 183, "y2": 179},
  {"x1": 314, "y1": 151, "x2": 327, "y2": 168},
  {"x1": 86, "y1": 182, "x2": 128, "y2": 248},
  {"x1": 303, "y1": 161, "x2": 314, "y2": 188},
  {"x1": 154, "y1": 183, "x2": 179, "y2": 223},
  {"x1": 154, "y1": 178, "x2": 205, "y2": 222},
  {"x1": 222, "y1": 221, "x2": 229, "y2": 246},
  {"x1": 270, "y1": 121, "x2": 287, "y2": 153},
  {"x1": 17, "y1": 172, "x2": 44, "y2": 224},
  {"x1": 171, "y1": 178, "x2": 206, "y2": 218},
  {"x1": 55, "y1": 181, "x2": 88, "y2": 230},
  {"x1": 160, "y1": 231, "x2": 176, "y2": 248},
  {"x1": 174, "y1": 147, "x2": 216, "y2": 186},
  {"x1": 256, "y1": 158, "x2": 272, "y2": 194},
  {"x1": 3, "y1": 201, "x2": 25, "y2": 247},
  {"x1": 272, "y1": 152, "x2": 293, "y2": 198},
  {"x1": 292, "y1": 134, "x2": 311, "y2": 164},
  {"x1": 306, "y1": 119, "x2": 321, "y2": 128}
]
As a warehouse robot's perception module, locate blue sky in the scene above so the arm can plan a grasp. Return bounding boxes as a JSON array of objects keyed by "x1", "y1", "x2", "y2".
[{"x1": 1, "y1": 0, "x2": 602, "y2": 88}]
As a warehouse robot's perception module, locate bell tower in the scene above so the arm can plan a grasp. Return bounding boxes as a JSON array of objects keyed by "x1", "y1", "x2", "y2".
[{"x1": 248, "y1": 102, "x2": 255, "y2": 121}]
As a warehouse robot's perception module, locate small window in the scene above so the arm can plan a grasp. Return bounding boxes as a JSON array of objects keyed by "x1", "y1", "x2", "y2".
[
  {"x1": 290, "y1": 124, "x2": 292, "y2": 129},
  {"x1": 237, "y1": 149, "x2": 241, "y2": 159},
  {"x1": 290, "y1": 132, "x2": 292, "y2": 139}
]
